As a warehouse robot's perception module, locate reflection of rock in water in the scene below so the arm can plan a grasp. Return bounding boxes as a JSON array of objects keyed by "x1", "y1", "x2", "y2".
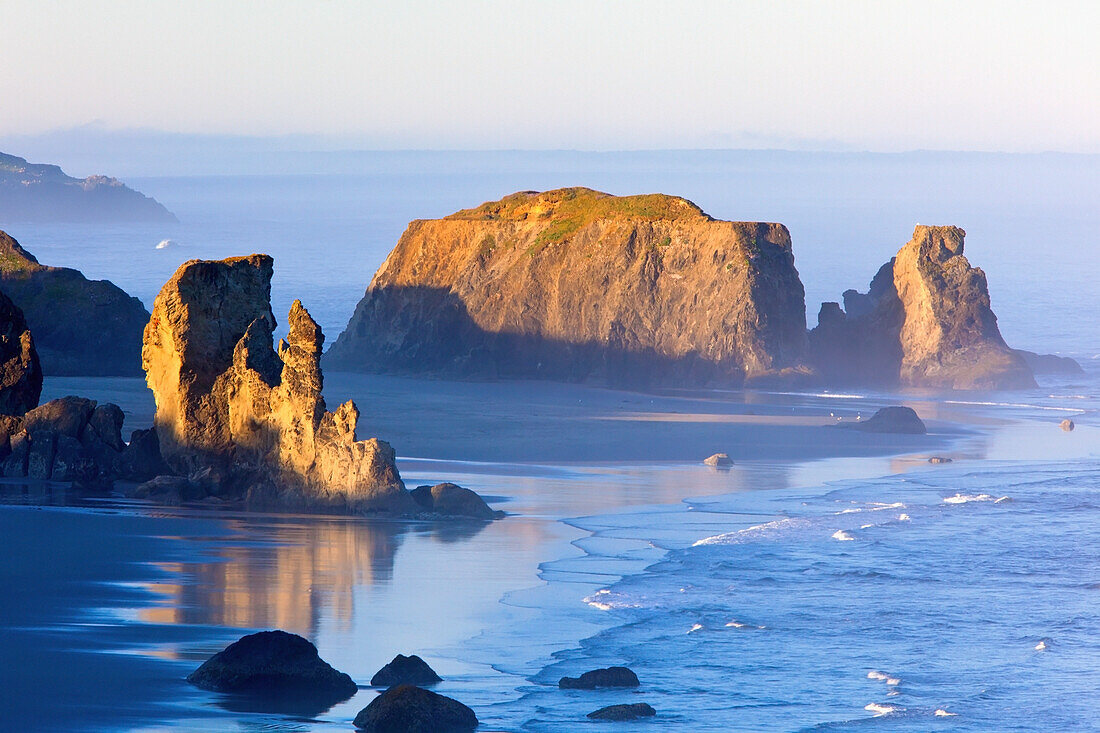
[{"x1": 142, "y1": 518, "x2": 406, "y2": 636}]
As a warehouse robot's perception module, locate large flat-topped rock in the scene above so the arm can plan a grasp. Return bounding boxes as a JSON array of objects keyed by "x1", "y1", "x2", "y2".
[{"x1": 327, "y1": 187, "x2": 808, "y2": 386}]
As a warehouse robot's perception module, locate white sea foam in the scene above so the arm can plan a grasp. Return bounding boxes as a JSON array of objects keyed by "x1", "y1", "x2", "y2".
[
  {"x1": 583, "y1": 589, "x2": 643, "y2": 611},
  {"x1": 155, "y1": 239, "x2": 178, "y2": 249},
  {"x1": 865, "y1": 702, "x2": 902, "y2": 716},
  {"x1": 693, "y1": 517, "x2": 812, "y2": 546},
  {"x1": 860, "y1": 523, "x2": 874, "y2": 529},
  {"x1": 726, "y1": 620, "x2": 746, "y2": 628},
  {"x1": 832, "y1": 529, "x2": 855, "y2": 541},
  {"x1": 898, "y1": 513, "x2": 911, "y2": 521},
  {"x1": 934, "y1": 709, "x2": 958, "y2": 717},
  {"x1": 688, "y1": 623, "x2": 704, "y2": 633},
  {"x1": 867, "y1": 670, "x2": 900, "y2": 685},
  {"x1": 943, "y1": 493, "x2": 1001, "y2": 504},
  {"x1": 1035, "y1": 640, "x2": 1048, "y2": 651}
]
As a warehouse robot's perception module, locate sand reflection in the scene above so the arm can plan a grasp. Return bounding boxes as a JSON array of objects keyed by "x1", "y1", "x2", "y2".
[{"x1": 142, "y1": 516, "x2": 488, "y2": 637}]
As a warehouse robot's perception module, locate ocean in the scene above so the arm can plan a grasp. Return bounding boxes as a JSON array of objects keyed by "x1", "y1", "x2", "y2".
[{"x1": 0, "y1": 150, "x2": 1098, "y2": 731}]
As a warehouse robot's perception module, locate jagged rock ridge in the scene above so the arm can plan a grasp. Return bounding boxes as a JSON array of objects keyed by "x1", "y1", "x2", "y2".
[
  {"x1": 0, "y1": 288, "x2": 42, "y2": 415},
  {"x1": 327, "y1": 187, "x2": 808, "y2": 387},
  {"x1": 0, "y1": 151, "x2": 176, "y2": 223},
  {"x1": 142, "y1": 254, "x2": 413, "y2": 513},
  {"x1": 0, "y1": 230, "x2": 150, "y2": 375},
  {"x1": 809, "y1": 225, "x2": 1036, "y2": 390}
]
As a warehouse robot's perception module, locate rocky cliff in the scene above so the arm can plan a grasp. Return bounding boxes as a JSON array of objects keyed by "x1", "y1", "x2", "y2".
[
  {"x1": 809, "y1": 225, "x2": 1035, "y2": 390},
  {"x1": 326, "y1": 188, "x2": 808, "y2": 386},
  {"x1": 0, "y1": 231, "x2": 150, "y2": 375},
  {"x1": 0, "y1": 151, "x2": 176, "y2": 223},
  {"x1": 0, "y1": 288, "x2": 42, "y2": 415},
  {"x1": 143, "y1": 254, "x2": 414, "y2": 513}
]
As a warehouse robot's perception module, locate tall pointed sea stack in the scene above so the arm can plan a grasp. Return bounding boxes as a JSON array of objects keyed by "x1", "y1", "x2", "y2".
[
  {"x1": 326, "y1": 188, "x2": 808, "y2": 386},
  {"x1": 142, "y1": 255, "x2": 412, "y2": 513},
  {"x1": 809, "y1": 225, "x2": 1035, "y2": 390}
]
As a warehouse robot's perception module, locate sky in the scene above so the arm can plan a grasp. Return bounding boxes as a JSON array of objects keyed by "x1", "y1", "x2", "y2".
[{"x1": 1, "y1": 0, "x2": 1097, "y2": 152}]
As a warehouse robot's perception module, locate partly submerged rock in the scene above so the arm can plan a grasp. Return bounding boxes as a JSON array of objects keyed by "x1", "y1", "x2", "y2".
[
  {"x1": 809, "y1": 226, "x2": 1035, "y2": 390},
  {"x1": 327, "y1": 187, "x2": 809, "y2": 387},
  {"x1": 1060, "y1": 419, "x2": 1075, "y2": 432},
  {"x1": 127, "y1": 475, "x2": 206, "y2": 505},
  {"x1": 114, "y1": 427, "x2": 171, "y2": 482},
  {"x1": 843, "y1": 406, "x2": 927, "y2": 435},
  {"x1": 187, "y1": 630, "x2": 357, "y2": 701},
  {"x1": 410, "y1": 483, "x2": 502, "y2": 519},
  {"x1": 587, "y1": 702, "x2": 657, "y2": 721},
  {"x1": 703, "y1": 453, "x2": 733, "y2": 467},
  {"x1": 1016, "y1": 350, "x2": 1084, "y2": 376},
  {"x1": 0, "y1": 230, "x2": 151, "y2": 376},
  {"x1": 0, "y1": 287, "x2": 42, "y2": 415},
  {"x1": 352, "y1": 684, "x2": 478, "y2": 733},
  {"x1": 928, "y1": 456, "x2": 953, "y2": 464},
  {"x1": 142, "y1": 255, "x2": 413, "y2": 514},
  {"x1": 559, "y1": 666, "x2": 640, "y2": 690},
  {"x1": 370, "y1": 654, "x2": 442, "y2": 687}
]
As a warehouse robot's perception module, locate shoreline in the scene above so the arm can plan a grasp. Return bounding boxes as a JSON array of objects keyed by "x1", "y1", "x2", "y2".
[{"x1": 5, "y1": 375, "x2": 1095, "y2": 730}]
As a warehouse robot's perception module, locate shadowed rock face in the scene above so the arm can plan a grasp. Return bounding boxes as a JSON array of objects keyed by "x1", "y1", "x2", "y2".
[
  {"x1": 327, "y1": 188, "x2": 808, "y2": 387},
  {"x1": 0, "y1": 230, "x2": 150, "y2": 376},
  {"x1": 353, "y1": 684, "x2": 478, "y2": 733},
  {"x1": 0, "y1": 287, "x2": 42, "y2": 415},
  {"x1": 810, "y1": 226, "x2": 1035, "y2": 390},
  {"x1": 142, "y1": 254, "x2": 413, "y2": 514}
]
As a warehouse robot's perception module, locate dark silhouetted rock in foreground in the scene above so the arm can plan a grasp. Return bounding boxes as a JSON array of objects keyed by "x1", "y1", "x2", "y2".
[
  {"x1": 410, "y1": 482, "x2": 502, "y2": 519},
  {"x1": 128, "y1": 475, "x2": 206, "y2": 505},
  {"x1": 588, "y1": 703, "x2": 657, "y2": 721},
  {"x1": 327, "y1": 187, "x2": 809, "y2": 388},
  {"x1": 809, "y1": 226, "x2": 1035, "y2": 390},
  {"x1": 187, "y1": 630, "x2": 357, "y2": 701},
  {"x1": 353, "y1": 684, "x2": 478, "y2": 732},
  {"x1": 559, "y1": 666, "x2": 640, "y2": 690},
  {"x1": 703, "y1": 453, "x2": 733, "y2": 467},
  {"x1": 0, "y1": 151, "x2": 176, "y2": 223},
  {"x1": 370, "y1": 654, "x2": 442, "y2": 687},
  {"x1": 0, "y1": 287, "x2": 42, "y2": 415},
  {"x1": 843, "y1": 406, "x2": 927, "y2": 435},
  {"x1": 0, "y1": 231, "x2": 150, "y2": 375}
]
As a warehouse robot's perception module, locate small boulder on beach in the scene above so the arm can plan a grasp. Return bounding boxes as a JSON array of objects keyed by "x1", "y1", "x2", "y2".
[
  {"x1": 843, "y1": 406, "x2": 927, "y2": 435},
  {"x1": 928, "y1": 456, "x2": 953, "y2": 464},
  {"x1": 186, "y1": 630, "x2": 357, "y2": 701},
  {"x1": 1060, "y1": 419, "x2": 1075, "y2": 432},
  {"x1": 588, "y1": 702, "x2": 657, "y2": 721},
  {"x1": 703, "y1": 453, "x2": 733, "y2": 468},
  {"x1": 353, "y1": 684, "x2": 478, "y2": 732},
  {"x1": 559, "y1": 666, "x2": 640, "y2": 689},
  {"x1": 370, "y1": 654, "x2": 442, "y2": 687},
  {"x1": 410, "y1": 482, "x2": 503, "y2": 519}
]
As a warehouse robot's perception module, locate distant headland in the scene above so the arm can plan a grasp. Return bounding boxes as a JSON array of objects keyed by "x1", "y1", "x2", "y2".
[{"x1": 0, "y1": 151, "x2": 176, "y2": 223}]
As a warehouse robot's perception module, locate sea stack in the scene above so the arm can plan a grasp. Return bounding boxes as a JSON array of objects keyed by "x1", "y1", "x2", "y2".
[
  {"x1": 809, "y1": 225, "x2": 1035, "y2": 390},
  {"x1": 326, "y1": 188, "x2": 809, "y2": 387},
  {"x1": 142, "y1": 254, "x2": 414, "y2": 513}
]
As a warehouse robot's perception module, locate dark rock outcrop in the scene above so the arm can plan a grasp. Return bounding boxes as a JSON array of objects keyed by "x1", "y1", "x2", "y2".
[
  {"x1": 0, "y1": 396, "x2": 129, "y2": 488},
  {"x1": 353, "y1": 684, "x2": 478, "y2": 733},
  {"x1": 559, "y1": 666, "x2": 640, "y2": 690},
  {"x1": 1016, "y1": 350, "x2": 1084, "y2": 376},
  {"x1": 587, "y1": 703, "x2": 657, "y2": 721},
  {"x1": 0, "y1": 151, "x2": 176, "y2": 223},
  {"x1": 809, "y1": 226, "x2": 1035, "y2": 390},
  {"x1": 142, "y1": 255, "x2": 412, "y2": 514},
  {"x1": 410, "y1": 483, "x2": 503, "y2": 519},
  {"x1": 0, "y1": 287, "x2": 42, "y2": 415},
  {"x1": 0, "y1": 231, "x2": 150, "y2": 376},
  {"x1": 186, "y1": 630, "x2": 357, "y2": 701},
  {"x1": 370, "y1": 654, "x2": 442, "y2": 687},
  {"x1": 842, "y1": 406, "x2": 927, "y2": 435},
  {"x1": 327, "y1": 188, "x2": 808, "y2": 387}
]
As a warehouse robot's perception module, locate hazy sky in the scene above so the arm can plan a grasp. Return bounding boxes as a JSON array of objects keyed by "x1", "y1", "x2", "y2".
[{"x1": 2, "y1": 0, "x2": 1097, "y2": 151}]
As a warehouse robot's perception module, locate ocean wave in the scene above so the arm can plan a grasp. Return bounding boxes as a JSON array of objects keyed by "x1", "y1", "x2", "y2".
[
  {"x1": 583, "y1": 589, "x2": 645, "y2": 611},
  {"x1": 867, "y1": 670, "x2": 900, "y2": 686},
  {"x1": 832, "y1": 529, "x2": 855, "y2": 541},
  {"x1": 693, "y1": 517, "x2": 812, "y2": 546},
  {"x1": 865, "y1": 702, "x2": 903, "y2": 716},
  {"x1": 942, "y1": 493, "x2": 1010, "y2": 504},
  {"x1": 934, "y1": 709, "x2": 958, "y2": 717}
]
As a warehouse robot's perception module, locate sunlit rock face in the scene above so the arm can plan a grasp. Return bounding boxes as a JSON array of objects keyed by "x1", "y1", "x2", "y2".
[
  {"x1": 142, "y1": 254, "x2": 412, "y2": 513},
  {"x1": 809, "y1": 226, "x2": 1035, "y2": 390},
  {"x1": 327, "y1": 187, "x2": 809, "y2": 387}
]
